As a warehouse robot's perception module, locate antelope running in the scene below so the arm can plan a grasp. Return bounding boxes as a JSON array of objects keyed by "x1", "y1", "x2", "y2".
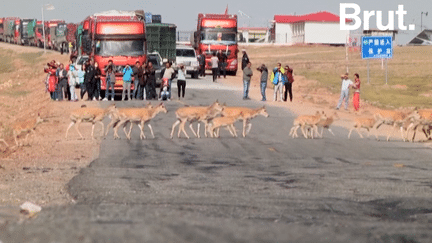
[
  {"x1": 113, "y1": 103, "x2": 167, "y2": 140},
  {"x1": 65, "y1": 104, "x2": 117, "y2": 139},
  {"x1": 221, "y1": 106, "x2": 269, "y2": 137},
  {"x1": 289, "y1": 111, "x2": 327, "y2": 139},
  {"x1": 170, "y1": 100, "x2": 224, "y2": 139},
  {"x1": 13, "y1": 113, "x2": 44, "y2": 146},
  {"x1": 207, "y1": 112, "x2": 244, "y2": 138},
  {"x1": 348, "y1": 117, "x2": 378, "y2": 139},
  {"x1": 316, "y1": 112, "x2": 340, "y2": 138}
]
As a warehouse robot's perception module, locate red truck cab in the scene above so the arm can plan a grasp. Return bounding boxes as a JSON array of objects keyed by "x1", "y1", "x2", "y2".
[
  {"x1": 193, "y1": 14, "x2": 239, "y2": 75},
  {"x1": 77, "y1": 10, "x2": 147, "y2": 92}
]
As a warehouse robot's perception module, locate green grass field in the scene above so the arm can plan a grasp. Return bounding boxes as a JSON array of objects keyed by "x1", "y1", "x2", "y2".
[{"x1": 247, "y1": 45, "x2": 432, "y2": 108}]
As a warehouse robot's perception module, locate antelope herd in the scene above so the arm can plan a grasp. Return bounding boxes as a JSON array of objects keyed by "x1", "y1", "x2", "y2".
[
  {"x1": 1, "y1": 103, "x2": 432, "y2": 151},
  {"x1": 64, "y1": 101, "x2": 270, "y2": 141},
  {"x1": 290, "y1": 108, "x2": 432, "y2": 142}
]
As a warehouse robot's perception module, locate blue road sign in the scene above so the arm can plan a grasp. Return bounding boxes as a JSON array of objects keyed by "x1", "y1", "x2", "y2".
[{"x1": 361, "y1": 36, "x2": 393, "y2": 59}]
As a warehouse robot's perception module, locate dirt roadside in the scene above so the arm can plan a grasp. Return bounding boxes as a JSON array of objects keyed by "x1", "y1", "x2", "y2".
[
  {"x1": 0, "y1": 43, "x2": 102, "y2": 222},
  {"x1": 0, "y1": 43, "x2": 429, "y2": 223}
]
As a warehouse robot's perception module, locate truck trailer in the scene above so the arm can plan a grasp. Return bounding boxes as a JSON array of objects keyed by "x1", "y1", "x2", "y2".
[
  {"x1": 2, "y1": 17, "x2": 19, "y2": 44},
  {"x1": 192, "y1": 13, "x2": 239, "y2": 75}
]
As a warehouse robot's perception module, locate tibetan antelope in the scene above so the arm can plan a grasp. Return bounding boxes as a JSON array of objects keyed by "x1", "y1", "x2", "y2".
[
  {"x1": 373, "y1": 110, "x2": 409, "y2": 141},
  {"x1": 113, "y1": 103, "x2": 167, "y2": 140},
  {"x1": 65, "y1": 104, "x2": 117, "y2": 139},
  {"x1": 207, "y1": 112, "x2": 244, "y2": 138},
  {"x1": 289, "y1": 111, "x2": 327, "y2": 139},
  {"x1": 105, "y1": 102, "x2": 153, "y2": 138},
  {"x1": 13, "y1": 113, "x2": 44, "y2": 146},
  {"x1": 406, "y1": 109, "x2": 432, "y2": 142},
  {"x1": 221, "y1": 106, "x2": 269, "y2": 137},
  {"x1": 348, "y1": 117, "x2": 378, "y2": 139},
  {"x1": 316, "y1": 112, "x2": 340, "y2": 138},
  {"x1": 170, "y1": 100, "x2": 224, "y2": 139}
]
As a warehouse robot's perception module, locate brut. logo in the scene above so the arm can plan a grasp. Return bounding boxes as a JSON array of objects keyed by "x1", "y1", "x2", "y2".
[{"x1": 340, "y1": 3, "x2": 416, "y2": 31}]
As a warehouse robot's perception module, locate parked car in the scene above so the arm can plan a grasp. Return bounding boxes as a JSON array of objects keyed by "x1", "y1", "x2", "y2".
[
  {"x1": 175, "y1": 44, "x2": 199, "y2": 79},
  {"x1": 147, "y1": 52, "x2": 164, "y2": 87}
]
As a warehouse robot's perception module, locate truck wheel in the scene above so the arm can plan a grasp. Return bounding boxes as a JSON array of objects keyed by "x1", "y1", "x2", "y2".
[{"x1": 191, "y1": 72, "x2": 198, "y2": 79}]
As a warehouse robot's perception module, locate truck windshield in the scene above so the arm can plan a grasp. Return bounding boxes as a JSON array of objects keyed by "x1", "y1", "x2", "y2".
[
  {"x1": 56, "y1": 24, "x2": 67, "y2": 36},
  {"x1": 176, "y1": 49, "x2": 195, "y2": 57},
  {"x1": 95, "y1": 40, "x2": 145, "y2": 57},
  {"x1": 200, "y1": 27, "x2": 237, "y2": 45}
]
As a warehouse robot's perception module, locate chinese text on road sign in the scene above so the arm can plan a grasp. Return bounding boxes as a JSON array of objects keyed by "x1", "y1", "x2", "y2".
[{"x1": 361, "y1": 36, "x2": 393, "y2": 59}]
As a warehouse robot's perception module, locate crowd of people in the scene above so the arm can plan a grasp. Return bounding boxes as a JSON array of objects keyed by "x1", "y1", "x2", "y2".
[
  {"x1": 241, "y1": 50, "x2": 295, "y2": 102},
  {"x1": 44, "y1": 51, "x2": 361, "y2": 111},
  {"x1": 44, "y1": 59, "x2": 159, "y2": 102}
]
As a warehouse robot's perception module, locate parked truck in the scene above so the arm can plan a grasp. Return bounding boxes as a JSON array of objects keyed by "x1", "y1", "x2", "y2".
[
  {"x1": 34, "y1": 21, "x2": 47, "y2": 48},
  {"x1": 52, "y1": 23, "x2": 77, "y2": 53},
  {"x1": 76, "y1": 10, "x2": 147, "y2": 93},
  {"x1": 2, "y1": 17, "x2": 19, "y2": 44},
  {"x1": 0, "y1": 18, "x2": 4, "y2": 42},
  {"x1": 146, "y1": 23, "x2": 176, "y2": 63},
  {"x1": 47, "y1": 20, "x2": 65, "y2": 49},
  {"x1": 19, "y1": 18, "x2": 37, "y2": 45},
  {"x1": 192, "y1": 13, "x2": 239, "y2": 75}
]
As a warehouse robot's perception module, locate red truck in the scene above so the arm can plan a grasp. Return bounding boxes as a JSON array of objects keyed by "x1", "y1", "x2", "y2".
[
  {"x1": 34, "y1": 21, "x2": 47, "y2": 48},
  {"x1": 76, "y1": 10, "x2": 147, "y2": 93},
  {"x1": 0, "y1": 18, "x2": 4, "y2": 42},
  {"x1": 192, "y1": 14, "x2": 239, "y2": 75}
]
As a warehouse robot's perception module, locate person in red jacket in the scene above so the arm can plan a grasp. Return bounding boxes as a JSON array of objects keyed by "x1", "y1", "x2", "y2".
[{"x1": 44, "y1": 60, "x2": 58, "y2": 100}]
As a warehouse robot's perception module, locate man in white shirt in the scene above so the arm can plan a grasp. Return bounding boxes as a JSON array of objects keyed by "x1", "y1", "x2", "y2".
[
  {"x1": 210, "y1": 52, "x2": 219, "y2": 82},
  {"x1": 336, "y1": 73, "x2": 353, "y2": 110}
]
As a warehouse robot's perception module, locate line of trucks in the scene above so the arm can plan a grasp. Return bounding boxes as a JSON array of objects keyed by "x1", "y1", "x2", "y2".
[{"x1": 0, "y1": 10, "x2": 239, "y2": 93}]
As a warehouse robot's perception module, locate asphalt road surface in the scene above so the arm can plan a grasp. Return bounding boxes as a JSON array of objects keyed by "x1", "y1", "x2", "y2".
[{"x1": 2, "y1": 77, "x2": 432, "y2": 243}]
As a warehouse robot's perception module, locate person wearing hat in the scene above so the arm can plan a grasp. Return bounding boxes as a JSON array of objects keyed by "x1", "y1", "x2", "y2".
[
  {"x1": 241, "y1": 49, "x2": 249, "y2": 70},
  {"x1": 44, "y1": 60, "x2": 58, "y2": 100},
  {"x1": 336, "y1": 73, "x2": 353, "y2": 110}
]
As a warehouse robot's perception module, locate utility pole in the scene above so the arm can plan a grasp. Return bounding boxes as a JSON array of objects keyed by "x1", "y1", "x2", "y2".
[{"x1": 421, "y1": 12, "x2": 428, "y2": 31}]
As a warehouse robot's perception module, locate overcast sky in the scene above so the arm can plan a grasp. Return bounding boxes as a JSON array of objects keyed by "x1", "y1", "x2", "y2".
[{"x1": 1, "y1": 0, "x2": 430, "y2": 44}]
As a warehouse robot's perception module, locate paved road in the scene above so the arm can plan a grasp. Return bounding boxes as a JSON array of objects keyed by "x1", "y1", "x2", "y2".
[{"x1": 2, "y1": 77, "x2": 432, "y2": 243}]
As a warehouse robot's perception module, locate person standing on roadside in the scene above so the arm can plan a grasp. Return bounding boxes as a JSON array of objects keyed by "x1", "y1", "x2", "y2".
[
  {"x1": 198, "y1": 50, "x2": 206, "y2": 77},
  {"x1": 145, "y1": 62, "x2": 157, "y2": 100},
  {"x1": 122, "y1": 64, "x2": 133, "y2": 101},
  {"x1": 211, "y1": 52, "x2": 219, "y2": 82},
  {"x1": 56, "y1": 63, "x2": 69, "y2": 101},
  {"x1": 84, "y1": 60, "x2": 96, "y2": 101},
  {"x1": 78, "y1": 64, "x2": 86, "y2": 100},
  {"x1": 132, "y1": 61, "x2": 144, "y2": 100},
  {"x1": 242, "y1": 62, "x2": 253, "y2": 100},
  {"x1": 283, "y1": 65, "x2": 294, "y2": 102},
  {"x1": 94, "y1": 62, "x2": 102, "y2": 101},
  {"x1": 271, "y1": 63, "x2": 285, "y2": 102},
  {"x1": 68, "y1": 62, "x2": 78, "y2": 101},
  {"x1": 44, "y1": 60, "x2": 58, "y2": 100},
  {"x1": 103, "y1": 66, "x2": 116, "y2": 101},
  {"x1": 241, "y1": 49, "x2": 249, "y2": 71},
  {"x1": 218, "y1": 50, "x2": 227, "y2": 78},
  {"x1": 336, "y1": 73, "x2": 353, "y2": 110},
  {"x1": 177, "y1": 64, "x2": 187, "y2": 99},
  {"x1": 162, "y1": 62, "x2": 175, "y2": 99},
  {"x1": 352, "y1": 73, "x2": 361, "y2": 111},
  {"x1": 257, "y1": 64, "x2": 268, "y2": 101}
]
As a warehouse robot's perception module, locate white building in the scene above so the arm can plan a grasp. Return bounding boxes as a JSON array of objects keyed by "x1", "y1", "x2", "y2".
[{"x1": 273, "y1": 11, "x2": 351, "y2": 45}]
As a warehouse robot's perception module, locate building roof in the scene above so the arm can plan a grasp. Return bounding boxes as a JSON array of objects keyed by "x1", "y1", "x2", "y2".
[
  {"x1": 238, "y1": 27, "x2": 269, "y2": 31},
  {"x1": 274, "y1": 11, "x2": 351, "y2": 24},
  {"x1": 408, "y1": 29, "x2": 432, "y2": 45}
]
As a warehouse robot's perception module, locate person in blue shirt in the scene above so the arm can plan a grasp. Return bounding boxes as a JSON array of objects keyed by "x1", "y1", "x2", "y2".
[{"x1": 122, "y1": 64, "x2": 133, "y2": 101}]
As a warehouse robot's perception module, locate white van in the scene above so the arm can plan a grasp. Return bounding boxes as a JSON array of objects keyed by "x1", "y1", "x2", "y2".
[{"x1": 175, "y1": 45, "x2": 199, "y2": 79}]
